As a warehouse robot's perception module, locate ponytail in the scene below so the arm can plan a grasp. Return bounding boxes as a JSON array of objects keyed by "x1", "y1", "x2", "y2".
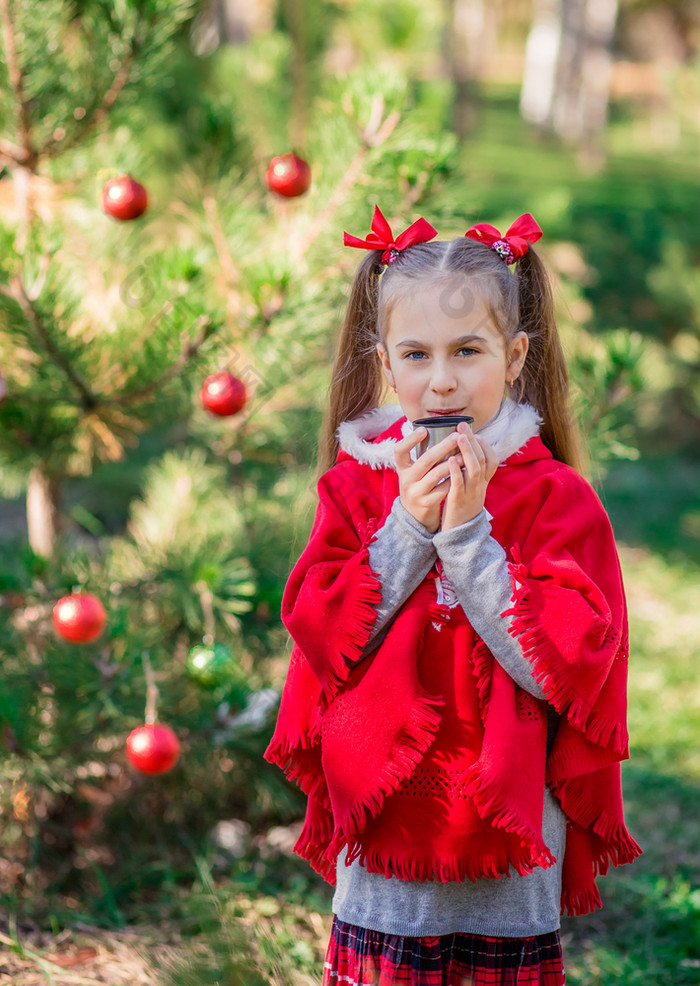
[
  {"x1": 516, "y1": 249, "x2": 586, "y2": 474},
  {"x1": 318, "y1": 252, "x2": 385, "y2": 473}
]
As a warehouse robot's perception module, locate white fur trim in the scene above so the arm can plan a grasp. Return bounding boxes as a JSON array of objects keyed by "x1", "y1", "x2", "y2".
[
  {"x1": 480, "y1": 400, "x2": 544, "y2": 463},
  {"x1": 336, "y1": 405, "x2": 405, "y2": 470},
  {"x1": 337, "y1": 401, "x2": 543, "y2": 470}
]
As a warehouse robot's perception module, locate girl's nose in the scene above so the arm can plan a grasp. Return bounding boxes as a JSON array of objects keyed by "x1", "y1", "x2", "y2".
[{"x1": 429, "y1": 362, "x2": 457, "y2": 393}]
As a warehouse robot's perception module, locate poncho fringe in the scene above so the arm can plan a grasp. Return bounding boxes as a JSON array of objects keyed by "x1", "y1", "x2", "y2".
[
  {"x1": 465, "y1": 759, "x2": 556, "y2": 870},
  {"x1": 314, "y1": 543, "x2": 383, "y2": 704},
  {"x1": 561, "y1": 883, "x2": 603, "y2": 918},
  {"x1": 335, "y1": 842, "x2": 551, "y2": 885},
  {"x1": 505, "y1": 550, "x2": 629, "y2": 757}
]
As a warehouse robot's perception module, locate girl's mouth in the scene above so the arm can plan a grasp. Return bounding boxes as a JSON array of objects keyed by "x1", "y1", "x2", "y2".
[{"x1": 428, "y1": 409, "x2": 464, "y2": 416}]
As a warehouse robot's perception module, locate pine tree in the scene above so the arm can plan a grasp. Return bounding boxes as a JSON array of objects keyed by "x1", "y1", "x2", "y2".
[
  {"x1": 0, "y1": 0, "x2": 214, "y2": 556},
  {"x1": 0, "y1": 0, "x2": 459, "y2": 920}
]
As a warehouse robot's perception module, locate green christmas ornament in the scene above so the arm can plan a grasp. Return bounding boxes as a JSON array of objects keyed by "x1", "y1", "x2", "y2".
[{"x1": 186, "y1": 642, "x2": 237, "y2": 688}]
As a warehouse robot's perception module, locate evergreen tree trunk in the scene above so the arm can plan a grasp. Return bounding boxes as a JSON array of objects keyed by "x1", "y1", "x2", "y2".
[
  {"x1": 26, "y1": 465, "x2": 61, "y2": 558},
  {"x1": 215, "y1": 0, "x2": 270, "y2": 42},
  {"x1": 191, "y1": 0, "x2": 272, "y2": 53},
  {"x1": 520, "y1": 0, "x2": 562, "y2": 129},
  {"x1": 575, "y1": 0, "x2": 619, "y2": 149},
  {"x1": 444, "y1": 0, "x2": 493, "y2": 139},
  {"x1": 520, "y1": 0, "x2": 619, "y2": 156}
]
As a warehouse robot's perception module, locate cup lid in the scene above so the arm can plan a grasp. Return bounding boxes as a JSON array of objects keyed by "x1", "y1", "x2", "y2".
[{"x1": 413, "y1": 415, "x2": 474, "y2": 428}]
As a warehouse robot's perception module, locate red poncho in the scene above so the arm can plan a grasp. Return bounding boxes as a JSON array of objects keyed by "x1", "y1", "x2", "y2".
[{"x1": 265, "y1": 414, "x2": 641, "y2": 916}]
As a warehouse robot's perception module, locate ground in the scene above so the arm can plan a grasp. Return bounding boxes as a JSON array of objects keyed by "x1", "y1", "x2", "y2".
[{"x1": 0, "y1": 905, "x2": 331, "y2": 986}]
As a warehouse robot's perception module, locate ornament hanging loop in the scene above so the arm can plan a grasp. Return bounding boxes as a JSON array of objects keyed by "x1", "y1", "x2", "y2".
[
  {"x1": 196, "y1": 580, "x2": 216, "y2": 644},
  {"x1": 142, "y1": 650, "x2": 159, "y2": 725}
]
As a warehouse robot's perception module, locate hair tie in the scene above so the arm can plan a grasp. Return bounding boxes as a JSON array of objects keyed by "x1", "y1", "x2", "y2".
[
  {"x1": 344, "y1": 205, "x2": 438, "y2": 265},
  {"x1": 464, "y1": 213, "x2": 542, "y2": 265}
]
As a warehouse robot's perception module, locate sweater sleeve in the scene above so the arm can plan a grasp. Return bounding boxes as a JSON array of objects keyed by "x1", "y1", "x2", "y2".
[
  {"x1": 433, "y1": 511, "x2": 546, "y2": 699},
  {"x1": 363, "y1": 498, "x2": 436, "y2": 652}
]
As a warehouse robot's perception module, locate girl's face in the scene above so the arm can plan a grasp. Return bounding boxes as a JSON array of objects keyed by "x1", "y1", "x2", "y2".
[{"x1": 377, "y1": 278, "x2": 528, "y2": 433}]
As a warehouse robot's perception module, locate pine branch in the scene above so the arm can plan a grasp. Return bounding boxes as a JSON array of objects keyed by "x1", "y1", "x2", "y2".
[
  {"x1": 0, "y1": 0, "x2": 37, "y2": 169},
  {"x1": 292, "y1": 97, "x2": 400, "y2": 258},
  {"x1": 25, "y1": 250, "x2": 52, "y2": 301},
  {"x1": 119, "y1": 315, "x2": 218, "y2": 405},
  {"x1": 400, "y1": 169, "x2": 431, "y2": 213},
  {"x1": 203, "y1": 195, "x2": 243, "y2": 320},
  {"x1": 0, "y1": 134, "x2": 30, "y2": 167},
  {"x1": 40, "y1": 32, "x2": 141, "y2": 160},
  {"x1": 7, "y1": 273, "x2": 98, "y2": 410}
]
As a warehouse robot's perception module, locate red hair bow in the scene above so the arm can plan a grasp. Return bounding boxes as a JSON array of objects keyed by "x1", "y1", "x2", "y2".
[
  {"x1": 465, "y1": 213, "x2": 542, "y2": 264},
  {"x1": 344, "y1": 205, "x2": 438, "y2": 264}
]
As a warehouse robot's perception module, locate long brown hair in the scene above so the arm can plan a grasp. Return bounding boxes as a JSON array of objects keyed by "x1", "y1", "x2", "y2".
[
  {"x1": 515, "y1": 248, "x2": 585, "y2": 473},
  {"x1": 319, "y1": 236, "x2": 585, "y2": 474},
  {"x1": 319, "y1": 252, "x2": 386, "y2": 472}
]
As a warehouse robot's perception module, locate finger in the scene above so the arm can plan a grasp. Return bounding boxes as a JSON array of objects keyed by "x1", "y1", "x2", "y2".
[
  {"x1": 466, "y1": 430, "x2": 486, "y2": 461},
  {"x1": 446, "y1": 452, "x2": 464, "y2": 497},
  {"x1": 403, "y1": 434, "x2": 462, "y2": 485},
  {"x1": 476, "y1": 437, "x2": 498, "y2": 480},
  {"x1": 394, "y1": 428, "x2": 426, "y2": 470},
  {"x1": 422, "y1": 480, "x2": 452, "y2": 506},
  {"x1": 457, "y1": 431, "x2": 484, "y2": 475},
  {"x1": 414, "y1": 457, "x2": 453, "y2": 493}
]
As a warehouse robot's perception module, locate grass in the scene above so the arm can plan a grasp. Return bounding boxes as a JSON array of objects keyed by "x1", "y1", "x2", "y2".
[{"x1": 0, "y1": 864, "x2": 331, "y2": 986}]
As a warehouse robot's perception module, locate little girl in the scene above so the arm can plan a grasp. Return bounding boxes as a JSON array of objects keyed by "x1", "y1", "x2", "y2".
[{"x1": 265, "y1": 206, "x2": 641, "y2": 985}]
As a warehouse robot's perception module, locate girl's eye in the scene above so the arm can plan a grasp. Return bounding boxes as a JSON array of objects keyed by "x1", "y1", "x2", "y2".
[
  {"x1": 404, "y1": 351, "x2": 426, "y2": 360},
  {"x1": 458, "y1": 347, "x2": 478, "y2": 357}
]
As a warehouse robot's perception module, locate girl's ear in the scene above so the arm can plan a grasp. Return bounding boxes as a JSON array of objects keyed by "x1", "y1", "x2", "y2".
[
  {"x1": 506, "y1": 332, "x2": 529, "y2": 382},
  {"x1": 376, "y1": 343, "x2": 396, "y2": 390}
]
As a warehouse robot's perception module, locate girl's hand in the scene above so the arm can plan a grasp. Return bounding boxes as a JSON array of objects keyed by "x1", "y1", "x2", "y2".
[
  {"x1": 441, "y1": 426, "x2": 498, "y2": 530},
  {"x1": 394, "y1": 428, "x2": 460, "y2": 533}
]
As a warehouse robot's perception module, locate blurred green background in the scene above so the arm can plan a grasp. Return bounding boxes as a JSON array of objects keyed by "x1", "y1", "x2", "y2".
[{"x1": 0, "y1": 1, "x2": 699, "y2": 984}]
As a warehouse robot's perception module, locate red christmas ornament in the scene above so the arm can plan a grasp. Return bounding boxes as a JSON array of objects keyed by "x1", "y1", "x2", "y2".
[
  {"x1": 102, "y1": 175, "x2": 148, "y2": 220},
  {"x1": 52, "y1": 593, "x2": 106, "y2": 643},
  {"x1": 126, "y1": 723, "x2": 180, "y2": 775},
  {"x1": 265, "y1": 153, "x2": 311, "y2": 198},
  {"x1": 200, "y1": 372, "x2": 247, "y2": 417}
]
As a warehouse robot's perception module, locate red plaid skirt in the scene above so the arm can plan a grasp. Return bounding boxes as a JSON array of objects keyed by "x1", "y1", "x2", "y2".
[{"x1": 322, "y1": 918, "x2": 565, "y2": 986}]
